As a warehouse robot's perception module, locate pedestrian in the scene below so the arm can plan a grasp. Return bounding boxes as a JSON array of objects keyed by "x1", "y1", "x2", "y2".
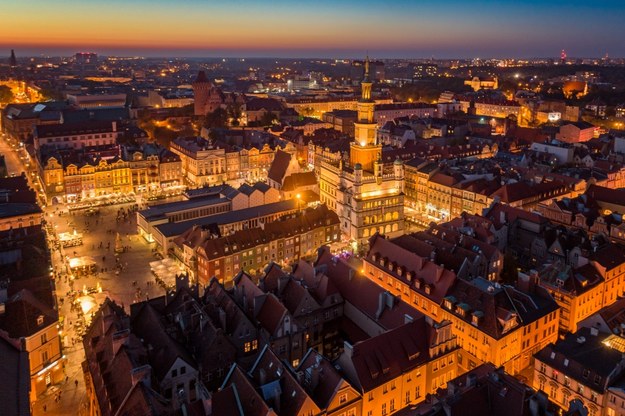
[
  {"x1": 43, "y1": 404, "x2": 47, "y2": 412},
  {"x1": 75, "y1": 379, "x2": 79, "y2": 388}
]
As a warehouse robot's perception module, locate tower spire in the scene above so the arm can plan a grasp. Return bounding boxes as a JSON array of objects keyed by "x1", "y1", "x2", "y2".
[
  {"x1": 9, "y1": 49, "x2": 16, "y2": 68},
  {"x1": 364, "y1": 54, "x2": 370, "y2": 82}
]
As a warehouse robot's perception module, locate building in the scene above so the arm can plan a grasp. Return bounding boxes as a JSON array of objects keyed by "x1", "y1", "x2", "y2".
[
  {"x1": 464, "y1": 76, "x2": 499, "y2": 92},
  {"x1": 318, "y1": 58, "x2": 405, "y2": 247},
  {"x1": 151, "y1": 199, "x2": 301, "y2": 254},
  {"x1": 531, "y1": 242, "x2": 625, "y2": 333},
  {"x1": 406, "y1": 363, "x2": 561, "y2": 416},
  {"x1": 374, "y1": 103, "x2": 437, "y2": 127},
  {"x1": 195, "y1": 204, "x2": 340, "y2": 285},
  {"x1": 322, "y1": 109, "x2": 358, "y2": 136},
  {"x1": 457, "y1": 97, "x2": 521, "y2": 119},
  {"x1": 33, "y1": 120, "x2": 120, "y2": 152},
  {"x1": 0, "y1": 335, "x2": 30, "y2": 416},
  {"x1": 0, "y1": 289, "x2": 64, "y2": 403},
  {"x1": 351, "y1": 59, "x2": 385, "y2": 81},
  {"x1": 171, "y1": 135, "x2": 297, "y2": 186},
  {"x1": 533, "y1": 327, "x2": 625, "y2": 416},
  {"x1": 1, "y1": 101, "x2": 70, "y2": 143},
  {"x1": 363, "y1": 233, "x2": 560, "y2": 375},
  {"x1": 39, "y1": 143, "x2": 182, "y2": 204},
  {"x1": 283, "y1": 96, "x2": 393, "y2": 120},
  {"x1": 556, "y1": 122, "x2": 596, "y2": 144},
  {"x1": 66, "y1": 94, "x2": 127, "y2": 109},
  {"x1": 147, "y1": 89, "x2": 194, "y2": 108},
  {"x1": 413, "y1": 63, "x2": 438, "y2": 79},
  {"x1": 137, "y1": 182, "x2": 280, "y2": 246},
  {"x1": 192, "y1": 70, "x2": 245, "y2": 116},
  {"x1": 337, "y1": 318, "x2": 459, "y2": 416}
]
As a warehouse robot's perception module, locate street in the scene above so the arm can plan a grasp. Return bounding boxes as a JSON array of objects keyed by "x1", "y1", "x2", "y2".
[
  {"x1": 0, "y1": 133, "x2": 170, "y2": 415},
  {"x1": 31, "y1": 202, "x2": 168, "y2": 415}
]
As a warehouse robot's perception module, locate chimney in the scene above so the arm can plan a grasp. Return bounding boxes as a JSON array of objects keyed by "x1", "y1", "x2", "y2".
[
  {"x1": 272, "y1": 386, "x2": 281, "y2": 414},
  {"x1": 447, "y1": 381, "x2": 457, "y2": 396},
  {"x1": 112, "y1": 329, "x2": 130, "y2": 355},
  {"x1": 259, "y1": 368, "x2": 267, "y2": 385},
  {"x1": 343, "y1": 341, "x2": 354, "y2": 359},
  {"x1": 218, "y1": 308, "x2": 227, "y2": 331},
  {"x1": 253, "y1": 294, "x2": 267, "y2": 317},
  {"x1": 529, "y1": 391, "x2": 549, "y2": 416},
  {"x1": 375, "y1": 292, "x2": 386, "y2": 319},
  {"x1": 131, "y1": 364, "x2": 152, "y2": 388},
  {"x1": 466, "y1": 373, "x2": 477, "y2": 388}
]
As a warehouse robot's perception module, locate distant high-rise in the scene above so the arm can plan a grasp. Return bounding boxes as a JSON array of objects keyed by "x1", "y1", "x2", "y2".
[{"x1": 9, "y1": 49, "x2": 16, "y2": 68}]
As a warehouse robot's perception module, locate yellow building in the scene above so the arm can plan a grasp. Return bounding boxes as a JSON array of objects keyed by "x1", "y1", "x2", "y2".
[
  {"x1": 0, "y1": 290, "x2": 65, "y2": 403},
  {"x1": 337, "y1": 318, "x2": 459, "y2": 416},
  {"x1": 534, "y1": 244, "x2": 625, "y2": 333},
  {"x1": 363, "y1": 234, "x2": 560, "y2": 375},
  {"x1": 319, "y1": 58, "x2": 404, "y2": 247},
  {"x1": 41, "y1": 156, "x2": 133, "y2": 203}
]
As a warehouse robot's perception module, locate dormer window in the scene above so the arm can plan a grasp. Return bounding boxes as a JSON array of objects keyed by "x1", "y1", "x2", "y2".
[
  {"x1": 424, "y1": 284, "x2": 431, "y2": 295},
  {"x1": 472, "y1": 311, "x2": 484, "y2": 326},
  {"x1": 37, "y1": 315, "x2": 44, "y2": 326}
]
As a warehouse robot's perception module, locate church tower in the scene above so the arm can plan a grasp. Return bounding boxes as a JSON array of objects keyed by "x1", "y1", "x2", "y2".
[{"x1": 350, "y1": 56, "x2": 381, "y2": 171}]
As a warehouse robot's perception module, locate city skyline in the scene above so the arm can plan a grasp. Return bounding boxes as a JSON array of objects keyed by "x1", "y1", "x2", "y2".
[{"x1": 1, "y1": 0, "x2": 624, "y2": 59}]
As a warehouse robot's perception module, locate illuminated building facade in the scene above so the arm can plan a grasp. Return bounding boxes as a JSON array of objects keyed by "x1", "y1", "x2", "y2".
[
  {"x1": 362, "y1": 234, "x2": 560, "y2": 375},
  {"x1": 319, "y1": 58, "x2": 404, "y2": 246}
]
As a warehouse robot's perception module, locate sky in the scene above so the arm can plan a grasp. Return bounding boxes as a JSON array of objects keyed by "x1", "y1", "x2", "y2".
[{"x1": 1, "y1": 0, "x2": 624, "y2": 59}]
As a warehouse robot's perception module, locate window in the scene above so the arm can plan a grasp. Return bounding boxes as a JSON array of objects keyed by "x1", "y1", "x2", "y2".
[
  {"x1": 390, "y1": 399, "x2": 395, "y2": 412},
  {"x1": 405, "y1": 391, "x2": 411, "y2": 404},
  {"x1": 172, "y1": 369, "x2": 178, "y2": 378},
  {"x1": 41, "y1": 350, "x2": 49, "y2": 364},
  {"x1": 339, "y1": 394, "x2": 347, "y2": 404},
  {"x1": 180, "y1": 366, "x2": 186, "y2": 375},
  {"x1": 41, "y1": 333, "x2": 47, "y2": 344},
  {"x1": 368, "y1": 392, "x2": 374, "y2": 401},
  {"x1": 382, "y1": 403, "x2": 387, "y2": 416}
]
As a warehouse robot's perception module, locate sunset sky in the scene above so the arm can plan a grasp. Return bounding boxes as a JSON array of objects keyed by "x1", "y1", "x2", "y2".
[{"x1": 2, "y1": 0, "x2": 624, "y2": 58}]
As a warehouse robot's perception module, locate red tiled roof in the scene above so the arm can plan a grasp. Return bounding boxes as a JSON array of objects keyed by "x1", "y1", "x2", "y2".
[
  {"x1": 267, "y1": 149, "x2": 292, "y2": 183},
  {"x1": 346, "y1": 319, "x2": 430, "y2": 391}
]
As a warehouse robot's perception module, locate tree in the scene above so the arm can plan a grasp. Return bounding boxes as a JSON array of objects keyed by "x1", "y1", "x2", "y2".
[
  {"x1": 226, "y1": 103, "x2": 242, "y2": 126},
  {"x1": 203, "y1": 107, "x2": 228, "y2": 129},
  {"x1": 259, "y1": 111, "x2": 278, "y2": 126},
  {"x1": 0, "y1": 85, "x2": 14, "y2": 103}
]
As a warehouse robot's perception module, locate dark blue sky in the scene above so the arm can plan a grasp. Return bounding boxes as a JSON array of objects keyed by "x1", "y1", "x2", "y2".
[{"x1": 1, "y1": 0, "x2": 624, "y2": 58}]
